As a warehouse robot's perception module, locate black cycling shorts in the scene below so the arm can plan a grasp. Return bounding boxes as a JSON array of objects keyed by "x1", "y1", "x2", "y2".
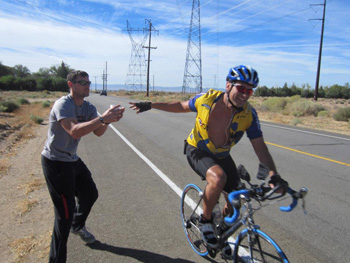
[{"x1": 184, "y1": 141, "x2": 241, "y2": 193}]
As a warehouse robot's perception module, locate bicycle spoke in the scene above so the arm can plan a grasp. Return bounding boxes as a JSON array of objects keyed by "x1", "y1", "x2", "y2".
[{"x1": 235, "y1": 230, "x2": 287, "y2": 263}]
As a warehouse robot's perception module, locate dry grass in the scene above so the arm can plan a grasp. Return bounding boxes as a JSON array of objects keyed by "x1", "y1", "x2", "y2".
[
  {"x1": 0, "y1": 158, "x2": 9, "y2": 173},
  {"x1": 18, "y1": 175, "x2": 46, "y2": 195},
  {"x1": 0, "y1": 91, "x2": 64, "y2": 177},
  {"x1": 0, "y1": 91, "x2": 62, "y2": 262},
  {"x1": 16, "y1": 198, "x2": 39, "y2": 215},
  {"x1": 9, "y1": 231, "x2": 51, "y2": 263},
  {"x1": 10, "y1": 235, "x2": 37, "y2": 263}
]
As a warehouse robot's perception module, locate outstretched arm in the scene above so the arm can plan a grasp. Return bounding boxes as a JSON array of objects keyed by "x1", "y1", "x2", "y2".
[{"x1": 129, "y1": 101, "x2": 191, "y2": 113}]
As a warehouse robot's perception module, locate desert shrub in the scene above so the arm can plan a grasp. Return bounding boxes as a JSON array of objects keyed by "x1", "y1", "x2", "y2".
[
  {"x1": 333, "y1": 107, "x2": 350, "y2": 122},
  {"x1": 288, "y1": 99, "x2": 325, "y2": 117},
  {"x1": 260, "y1": 97, "x2": 287, "y2": 112},
  {"x1": 285, "y1": 95, "x2": 301, "y2": 104},
  {"x1": 290, "y1": 118, "x2": 303, "y2": 126},
  {"x1": 317, "y1": 110, "x2": 330, "y2": 118},
  {"x1": 18, "y1": 98, "x2": 30, "y2": 105},
  {"x1": 30, "y1": 114, "x2": 44, "y2": 124},
  {"x1": 0, "y1": 100, "x2": 19, "y2": 112},
  {"x1": 42, "y1": 101, "x2": 51, "y2": 108},
  {"x1": 41, "y1": 90, "x2": 51, "y2": 95},
  {"x1": 336, "y1": 100, "x2": 345, "y2": 104}
]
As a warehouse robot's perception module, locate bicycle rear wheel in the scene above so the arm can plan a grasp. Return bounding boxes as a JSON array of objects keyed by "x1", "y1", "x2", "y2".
[
  {"x1": 180, "y1": 184, "x2": 208, "y2": 257},
  {"x1": 233, "y1": 228, "x2": 289, "y2": 263}
]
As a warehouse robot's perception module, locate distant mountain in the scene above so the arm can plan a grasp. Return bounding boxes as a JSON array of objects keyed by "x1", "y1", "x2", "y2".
[
  {"x1": 93, "y1": 84, "x2": 184, "y2": 93},
  {"x1": 92, "y1": 84, "x2": 223, "y2": 93}
]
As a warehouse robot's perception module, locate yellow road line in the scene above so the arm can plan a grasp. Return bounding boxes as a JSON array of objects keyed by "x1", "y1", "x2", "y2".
[{"x1": 265, "y1": 141, "x2": 350, "y2": 167}]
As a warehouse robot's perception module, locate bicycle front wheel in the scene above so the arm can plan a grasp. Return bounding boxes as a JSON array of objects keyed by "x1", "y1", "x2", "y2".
[
  {"x1": 233, "y1": 228, "x2": 289, "y2": 263},
  {"x1": 180, "y1": 184, "x2": 208, "y2": 257}
]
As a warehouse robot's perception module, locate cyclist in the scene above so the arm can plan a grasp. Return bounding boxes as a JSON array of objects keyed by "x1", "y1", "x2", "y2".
[{"x1": 129, "y1": 65, "x2": 287, "y2": 258}]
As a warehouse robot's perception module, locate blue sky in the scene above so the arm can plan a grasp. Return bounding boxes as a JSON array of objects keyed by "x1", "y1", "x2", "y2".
[{"x1": 0, "y1": 0, "x2": 349, "y2": 91}]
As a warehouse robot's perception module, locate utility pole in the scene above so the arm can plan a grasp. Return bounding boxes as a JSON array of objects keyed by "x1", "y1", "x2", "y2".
[
  {"x1": 143, "y1": 19, "x2": 158, "y2": 97},
  {"x1": 310, "y1": 0, "x2": 326, "y2": 101},
  {"x1": 93, "y1": 76, "x2": 98, "y2": 91},
  {"x1": 101, "y1": 61, "x2": 108, "y2": 95}
]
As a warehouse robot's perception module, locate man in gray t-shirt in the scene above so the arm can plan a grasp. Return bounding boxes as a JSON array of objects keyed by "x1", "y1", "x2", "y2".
[
  {"x1": 41, "y1": 70, "x2": 125, "y2": 263},
  {"x1": 42, "y1": 94, "x2": 98, "y2": 161}
]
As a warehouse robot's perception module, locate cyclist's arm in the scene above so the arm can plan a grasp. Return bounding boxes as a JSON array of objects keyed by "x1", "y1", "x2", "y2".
[
  {"x1": 151, "y1": 101, "x2": 191, "y2": 112},
  {"x1": 250, "y1": 136, "x2": 277, "y2": 177},
  {"x1": 129, "y1": 100, "x2": 191, "y2": 113},
  {"x1": 250, "y1": 137, "x2": 288, "y2": 193}
]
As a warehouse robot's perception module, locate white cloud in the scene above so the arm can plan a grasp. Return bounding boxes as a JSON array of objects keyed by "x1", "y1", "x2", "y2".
[{"x1": 0, "y1": 0, "x2": 349, "y2": 89}]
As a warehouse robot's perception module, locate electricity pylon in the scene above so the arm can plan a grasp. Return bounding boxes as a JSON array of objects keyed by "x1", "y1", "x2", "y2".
[
  {"x1": 125, "y1": 20, "x2": 148, "y2": 91},
  {"x1": 182, "y1": 0, "x2": 202, "y2": 94}
]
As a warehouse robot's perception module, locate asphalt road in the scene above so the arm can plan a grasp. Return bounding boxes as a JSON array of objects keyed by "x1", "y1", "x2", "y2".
[{"x1": 67, "y1": 93, "x2": 350, "y2": 263}]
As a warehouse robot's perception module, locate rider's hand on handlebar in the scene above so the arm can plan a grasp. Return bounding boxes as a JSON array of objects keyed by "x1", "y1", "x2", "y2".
[{"x1": 268, "y1": 174, "x2": 289, "y2": 195}]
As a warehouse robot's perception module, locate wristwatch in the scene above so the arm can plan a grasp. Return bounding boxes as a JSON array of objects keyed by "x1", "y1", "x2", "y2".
[{"x1": 99, "y1": 117, "x2": 106, "y2": 124}]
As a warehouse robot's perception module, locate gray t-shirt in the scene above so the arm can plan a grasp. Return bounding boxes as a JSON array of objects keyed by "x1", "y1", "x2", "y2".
[{"x1": 41, "y1": 94, "x2": 98, "y2": 162}]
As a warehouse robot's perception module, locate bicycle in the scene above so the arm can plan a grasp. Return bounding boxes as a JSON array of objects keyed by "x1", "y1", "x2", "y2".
[{"x1": 180, "y1": 163, "x2": 308, "y2": 262}]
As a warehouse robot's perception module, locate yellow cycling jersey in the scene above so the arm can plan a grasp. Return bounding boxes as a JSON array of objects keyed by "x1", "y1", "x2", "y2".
[{"x1": 187, "y1": 89, "x2": 262, "y2": 159}]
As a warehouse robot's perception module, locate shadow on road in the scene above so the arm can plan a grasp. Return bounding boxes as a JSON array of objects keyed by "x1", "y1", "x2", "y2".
[{"x1": 87, "y1": 240, "x2": 196, "y2": 263}]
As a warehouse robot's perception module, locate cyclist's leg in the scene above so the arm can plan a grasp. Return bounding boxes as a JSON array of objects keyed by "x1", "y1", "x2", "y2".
[
  {"x1": 185, "y1": 145, "x2": 227, "y2": 219},
  {"x1": 203, "y1": 165, "x2": 227, "y2": 220},
  {"x1": 185, "y1": 144, "x2": 226, "y2": 248},
  {"x1": 217, "y1": 156, "x2": 241, "y2": 259},
  {"x1": 217, "y1": 156, "x2": 241, "y2": 217}
]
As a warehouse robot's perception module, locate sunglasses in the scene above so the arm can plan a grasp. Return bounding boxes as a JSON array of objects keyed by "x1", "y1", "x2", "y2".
[
  {"x1": 73, "y1": 80, "x2": 91, "y2": 86},
  {"x1": 234, "y1": 85, "x2": 254, "y2": 95}
]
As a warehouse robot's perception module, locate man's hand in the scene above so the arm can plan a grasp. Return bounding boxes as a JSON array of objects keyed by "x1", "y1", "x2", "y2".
[
  {"x1": 268, "y1": 174, "x2": 288, "y2": 194},
  {"x1": 129, "y1": 102, "x2": 152, "y2": 113},
  {"x1": 101, "y1": 105, "x2": 125, "y2": 124}
]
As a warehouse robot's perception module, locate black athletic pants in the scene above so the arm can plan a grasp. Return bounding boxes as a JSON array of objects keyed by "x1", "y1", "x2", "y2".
[{"x1": 41, "y1": 155, "x2": 98, "y2": 263}]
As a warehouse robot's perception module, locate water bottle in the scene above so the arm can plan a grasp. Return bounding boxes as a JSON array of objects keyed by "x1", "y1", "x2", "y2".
[{"x1": 212, "y1": 203, "x2": 222, "y2": 226}]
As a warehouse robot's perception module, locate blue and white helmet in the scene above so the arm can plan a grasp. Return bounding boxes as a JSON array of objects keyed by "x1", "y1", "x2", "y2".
[{"x1": 226, "y1": 65, "x2": 259, "y2": 88}]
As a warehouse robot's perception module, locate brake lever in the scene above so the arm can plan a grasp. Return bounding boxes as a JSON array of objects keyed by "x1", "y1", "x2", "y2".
[
  {"x1": 280, "y1": 187, "x2": 308, "y2": 212},
  {"x1": 302, "y1": 199, "x2": 307, "y2": 214},
  {"x1": 265, "y1": 184, "x2": 286, "y2": 200},
  {"x1": 299, "y1": 187, "x2": 308, "y2": 214}
]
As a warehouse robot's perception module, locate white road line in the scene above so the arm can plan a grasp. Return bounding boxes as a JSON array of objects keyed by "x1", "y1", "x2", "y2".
[
  {"x1": 108, "y1": 123, "x2": 183, "y2": 198},
  {"x1": 262, "y1": 123, "x2": 350, "y2": 141}
]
